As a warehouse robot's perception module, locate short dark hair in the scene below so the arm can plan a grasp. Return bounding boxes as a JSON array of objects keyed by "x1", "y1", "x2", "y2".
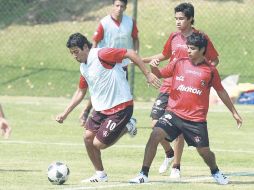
[
  {"x1": 187, "y1": 33, "x2": 208, "y2": 54},
  {"x1": 66, "y1": 32, "x2": 92, "y2": 50},
  {"x1": 112, "y1": 0, "x2": 128, "y2": 5},
  {"x1": 174, "y1": 3, "x2": 194, "y2": 25}
]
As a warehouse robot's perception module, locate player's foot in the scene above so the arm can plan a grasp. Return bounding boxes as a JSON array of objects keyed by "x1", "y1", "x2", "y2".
[
  {"x1": 81, "y1": 174, "x2": 108, "y2": 183},
  {"x1": 212, "y1": 171, "x2": 229, "y2": 185},
  {"x1": 169, "y1": 168, "x2": 181, "y2": 179},
  {"x1": 126, "y1": 118, "x2": 137, "y2": 137},
  {"x1": 159, "y1": 156, "x2": 174, "y2": 174},
  {"x1": 129, "y1": 172, "x2": 149, "y2": 183}
]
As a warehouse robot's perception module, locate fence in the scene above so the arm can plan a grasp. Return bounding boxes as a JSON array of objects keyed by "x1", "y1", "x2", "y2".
[{"x1": 0, "y1": 0, "x2": 253, "y2": 100}]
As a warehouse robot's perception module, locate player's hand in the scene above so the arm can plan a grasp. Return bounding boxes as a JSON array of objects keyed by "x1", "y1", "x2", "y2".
[
  {"x1": 0, "y1": 118, "x2": 12, "y2": 139},
  {"x1": 55, "y1": 113, "x2": 67, "y2": 124},
  {"x1": 146, "y1": 72, "x2": 161, "y2": 89},
  {"x1": 233, "y1": 113, "x2": 243, "y2": 129},
  {"x1": 149, "y1": 59, "x2": 160, "y2": 67}
]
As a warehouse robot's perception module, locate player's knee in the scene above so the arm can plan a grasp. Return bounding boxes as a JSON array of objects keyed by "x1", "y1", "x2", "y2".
[
  {"x1": 93, "y1": 139, "x2": 107, "y2": 150},
  {"x1": 150, "y1": 127, "x2": 165, "y2": 143}
]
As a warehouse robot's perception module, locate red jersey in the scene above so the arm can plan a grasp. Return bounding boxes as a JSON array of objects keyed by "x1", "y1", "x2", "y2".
[
  {"x1": 159, "y1": 58, "x2": 224, "y2": 122},
  {"x1": 79, "y1": 48, "x2": 133, "y2": 115},
  {"x1": 160, "y1": 28, "x2": 219, "y2": 93}
]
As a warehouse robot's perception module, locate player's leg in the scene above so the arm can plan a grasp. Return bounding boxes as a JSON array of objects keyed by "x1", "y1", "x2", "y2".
[
  {"x1": 81, "y1": 111, "x2": 109, "y2": 183},
  {"x1": 150, "y1": 93, "x2": 174, "y2": 174},
  {"x1": 130, "y1": 111, "x2": 181, "y2": 183},
  {"x1": 181, "y1": 120, "x2": 229, "y2": 185},
  {"x1": 170, "y1": 134, "x2": 184, "y2": 178}
]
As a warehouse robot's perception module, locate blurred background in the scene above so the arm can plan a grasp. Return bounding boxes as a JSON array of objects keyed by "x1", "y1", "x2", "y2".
[{"x1": 0, "y1": 0, "x2": 253, "y2": 101}]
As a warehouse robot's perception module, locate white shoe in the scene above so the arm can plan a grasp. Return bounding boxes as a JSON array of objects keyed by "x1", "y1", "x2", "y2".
[
  {"x1": 159, "y1": 156, "x2": 174, "y2": 174},
  {"x1": 81, "y1": 174, "x2": 108, "y2": 183},
  {"x1": 129, "y1": 173, "x2": 149, "y2": 183},
  {"x1": 212, "y1": 171, "x2": 229, "y2": 185},
  {"x1": 126, "y1": 118, "x2": 137, "y2": 137},
  {"x1": 170, "y1": 168, "x2": 181, "y2": 179}
]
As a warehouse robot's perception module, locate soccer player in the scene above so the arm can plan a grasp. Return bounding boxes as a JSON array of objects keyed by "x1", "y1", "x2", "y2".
[
  {"x1": 80, "y1": 0, "x2": 139, "y2": 125},
  {"x1": 129, "y1": 32, "x2": 243, "y2": 185},
  {"x1": 0, "y1": 104, "x2": 11, "y2": 139},
  {"x1": 55, "y1": 33, "x2": 160, "y2": 182},
  {"x1": 142, "y1": 2, "x2": 219, "y2": 178}
]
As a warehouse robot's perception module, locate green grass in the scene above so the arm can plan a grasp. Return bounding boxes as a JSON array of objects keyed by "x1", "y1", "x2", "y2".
[
  {"x1": 0, "y1": 0, "x2": 254, "y2": 99},
  {"x1": 0, "y1": 96, "x2": 254, "y2": 190}
]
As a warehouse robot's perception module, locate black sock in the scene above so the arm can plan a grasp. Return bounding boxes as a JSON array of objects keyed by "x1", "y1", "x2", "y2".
[
  {"x1": 172, "y1": 164, "x2": 180, "y2": 170},
  {"x1": 211, "y1": 167, "x2": 219, "y2": 175},
  {"x1": 166, "y1": 148, "x2": 174, "y2": 158},
  {"x1": 141, "y1": 166, "x2": 150, "y2": 177}
]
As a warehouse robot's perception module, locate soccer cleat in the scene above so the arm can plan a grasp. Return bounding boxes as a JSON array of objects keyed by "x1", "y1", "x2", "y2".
[
  {"x1": 129, "y1": 173, "x2": 149, "y2": 183},
  {"x1": 81, "y1": 174, "x2": 108, "y2": 183},
  {"x1": 159, "y1": 156, "x2": 174, "y2": 174},
  {"x1": 169, "y1": 168, "x2": 181, "y2": 179},
  {"x1": 212, "y1": 171, "x2": 229, "y2": 185},
  {"x1": 126, "y1": 118, "x2": 137, "y2": 137}
]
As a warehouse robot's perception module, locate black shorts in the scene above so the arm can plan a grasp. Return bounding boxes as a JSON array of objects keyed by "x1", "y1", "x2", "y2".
[
  {"x1": 86, "y1": 106, "x2": 133, "y2": 145},
  {"x1": 155, "y1": 111, "x2": 209, "y2": 147},
  {"x1": 150, "y1": 92, "x2": 169, "y2": 120}
]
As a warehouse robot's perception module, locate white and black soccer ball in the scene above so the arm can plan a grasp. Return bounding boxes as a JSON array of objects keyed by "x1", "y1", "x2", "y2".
[{"x1": 47, "y1": 162, "x2": 70, "y2": 185}]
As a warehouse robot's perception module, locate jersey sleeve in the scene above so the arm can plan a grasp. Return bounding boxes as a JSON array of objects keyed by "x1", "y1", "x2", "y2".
[
  {"x1": 204, "y1": 34, "x2": 219, "y2": 62},
  {"x1": 211, "y1": 68, "x2": 224, "y2": 91},
  {"x1": 162, "y1": 35, "x2": 172, "y2": 58},
  {"x1": 98, "y1": 48, "x2": 127, "y2": 64},
  {"x1": 159, "y1": 59, "x2": 177, "y2": 78},
  {"x1": 92, "y1": 23, "x2": 104, "y2": 42},
  {"x1": 132, "y1": 19, "x2": 139, "y2": 39},
  {"x1": 79, "y1": 75, "x2": 88, "y2": 89}
]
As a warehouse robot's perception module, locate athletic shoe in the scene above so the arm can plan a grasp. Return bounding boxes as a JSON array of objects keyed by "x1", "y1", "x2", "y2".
[
  {"x1": 126, "y1": 118, "x2": 137, "y2": 137},
  {"x1": 129, "y1": 173, "x2": 149, "y2": 183},
  {"x1": 159, "y1": 156, "x2": 174, "y2": 174},
  {"x1": 169, "y1": 168, "x2": 181, "y2": 179},
  {"x1": 212, "y1": 171, "x2": 229, "y2": 185},
  {"x1": 81, "y1": 174, "x2": 108, "y2": 183}
]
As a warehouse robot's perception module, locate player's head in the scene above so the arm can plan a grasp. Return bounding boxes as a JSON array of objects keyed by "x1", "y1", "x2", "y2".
[
  {"x1": 174, "y1": 3, "x2": 194, "y2": 25},
  {"x1": 187, "y1": 33, "x2": 207, "y2": 58},
  {"x1": 112, "y1": 0, "x2": 127, "y2": 6},
  {"x1": 66, "y1": 33, "x2": 92, "y2": 63},
  {"x1": 112, "y1": 0, "x2": 127, "y2": 18}
]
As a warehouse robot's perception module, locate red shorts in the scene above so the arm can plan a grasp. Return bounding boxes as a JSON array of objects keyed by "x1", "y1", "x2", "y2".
[{"x1": 86, "y1": 105, "x2": 133, "y2": 145}]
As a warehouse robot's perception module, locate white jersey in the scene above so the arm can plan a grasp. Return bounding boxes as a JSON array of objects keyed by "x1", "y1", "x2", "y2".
[
  {"x1": 80, "y1": 48, "x2": 133, "y2": 111},
  {"x1": 98, "y1": 15, "x2": 134, "y2": 67}
]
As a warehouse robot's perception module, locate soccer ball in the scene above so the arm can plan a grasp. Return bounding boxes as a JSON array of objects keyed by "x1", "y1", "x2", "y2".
[{"x1": 47, "y1": 162, "x2": 70, "y2": 185}]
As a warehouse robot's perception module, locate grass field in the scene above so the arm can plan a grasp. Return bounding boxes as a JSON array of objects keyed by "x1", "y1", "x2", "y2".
[{"x1": 0, "y1": 96, "x2": 253, "y2": 190}]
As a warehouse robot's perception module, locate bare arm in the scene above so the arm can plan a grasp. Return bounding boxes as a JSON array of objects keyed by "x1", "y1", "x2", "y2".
[
  {"x1": 0, "y1": 104, "x2": 4, "y2": 118},
  {"x1": 142, "y1": 53, "x2": 168, "y2": 64},
  {"x1": 0, "y1": 104, "x2": 11, "y2": 139},
  {"x1": 124, "y1": 49, "x2": 161, "y2": 89},
  {"x1": 92, "y1": 41, "x2": 99, "y2": 48},
  {"x1": 56, "y1": 87, "x2": 87, "y2": 123},
  {"x1": 217, "y1": 89, "x2": 243, "y2": 128}
]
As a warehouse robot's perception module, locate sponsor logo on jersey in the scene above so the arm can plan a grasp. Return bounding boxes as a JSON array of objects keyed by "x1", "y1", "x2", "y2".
[
  {"x1": 186, "y1": 69, "x2": 201, "y2": 76},
  {"x1": 201, "y1": 80, "x2": 206, "y2": 87},
  {"x1": 176, "y1": 76, "x2": 184, "y2": 81},
  {"x1": 177, "y1": 84, "x2": 202, "y2": 95}
]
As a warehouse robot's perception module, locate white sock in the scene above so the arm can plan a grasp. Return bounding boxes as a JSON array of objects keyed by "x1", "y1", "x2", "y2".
[{"x1": 96, "y1": 170, "x2": 106, "y2": 177}]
